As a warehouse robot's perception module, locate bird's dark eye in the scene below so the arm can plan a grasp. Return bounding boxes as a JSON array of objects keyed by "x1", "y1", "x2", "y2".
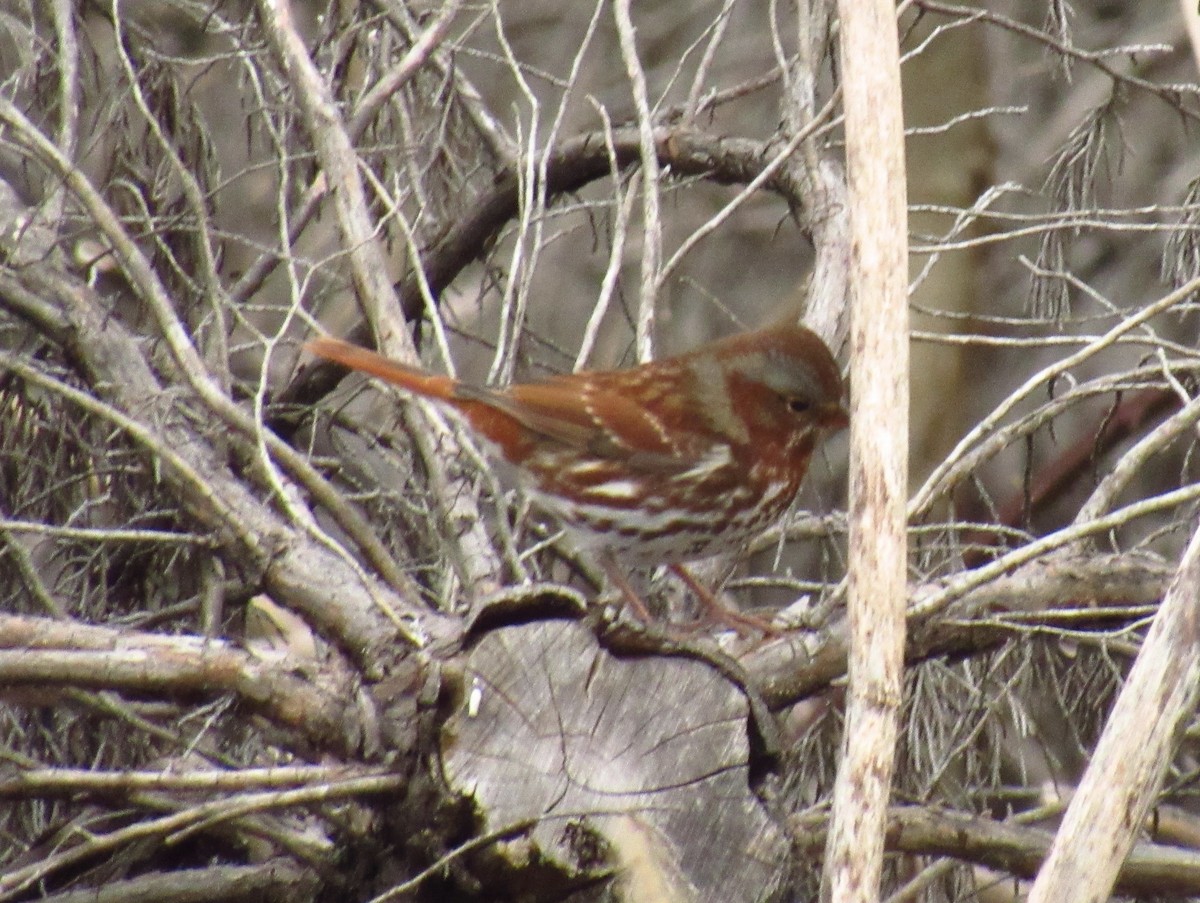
[{"x1": 787, "y1": 398, "x2": 811, "y2": 414}]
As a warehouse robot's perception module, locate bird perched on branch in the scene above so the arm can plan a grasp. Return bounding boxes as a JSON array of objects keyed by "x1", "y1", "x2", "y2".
[{"x1": 308, "y1": 322, "x2": 847, "y2": 633}]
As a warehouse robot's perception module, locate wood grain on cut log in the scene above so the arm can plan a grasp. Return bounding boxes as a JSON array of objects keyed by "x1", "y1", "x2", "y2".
[{"x1": 440, "y1": 620, "x2": 787, "y2": 901}]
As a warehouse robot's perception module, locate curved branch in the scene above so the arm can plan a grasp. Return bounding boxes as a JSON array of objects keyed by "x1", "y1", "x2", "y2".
[{"x1": 281, "y1": 125, "x2": 827, "y2": 406}]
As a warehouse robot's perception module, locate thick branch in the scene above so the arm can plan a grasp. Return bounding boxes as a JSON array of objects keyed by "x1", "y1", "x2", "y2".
[
  {"x1": 793, "y1": 805, "x2": 1200, "y2": 897},
  {"x1": 748, "y1": 552, "x2": 1172, "y2": 710},
  {"x1": 1028, "y1": 526, "x2": 1200, "y2": 900},
  {"x1": 25, "y1": 860, "x2": 317, "y2": 903},
  {"x1": 0, "y1": 266, "x2": 443, "y2": 667},
  {"x1": 0, "y1": 615, "x2": 365, "y2": 757}
]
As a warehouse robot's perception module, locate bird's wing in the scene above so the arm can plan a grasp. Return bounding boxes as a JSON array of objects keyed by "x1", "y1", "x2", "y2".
[{"x1": 456, "y1": 378, "x2": 715, "y2": 474}]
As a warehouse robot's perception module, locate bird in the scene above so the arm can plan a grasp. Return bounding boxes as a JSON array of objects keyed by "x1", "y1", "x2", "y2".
[{"x1": 307, "y1": 322, "x2": 847, "y2": 633}]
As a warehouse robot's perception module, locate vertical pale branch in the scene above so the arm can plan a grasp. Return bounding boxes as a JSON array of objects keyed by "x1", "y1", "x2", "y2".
[
  {"x1": 613, "y1": 0, "x2": 661, "y2": 363},
  {"x1": 821, "y1": 0, "x2": 908, "y2": 899},
  {"x1": 1027, "y1": 525, "x2": 1200, "y2": 901}
]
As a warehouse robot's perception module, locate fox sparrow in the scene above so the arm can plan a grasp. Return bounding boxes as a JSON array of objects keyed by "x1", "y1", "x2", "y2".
[{"x1": 308, "y1": 323, "x2": 847, "y2": 632}]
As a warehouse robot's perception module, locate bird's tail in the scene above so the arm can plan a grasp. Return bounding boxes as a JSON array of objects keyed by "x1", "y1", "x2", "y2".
[{"x1": 306, "y1": 337, "x2": 457, "y2": 401}]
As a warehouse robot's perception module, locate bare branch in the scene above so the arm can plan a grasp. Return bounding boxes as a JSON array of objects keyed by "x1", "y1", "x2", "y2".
[{"x1": 822, "y1": 2, "x2": 908, "y2": 897}]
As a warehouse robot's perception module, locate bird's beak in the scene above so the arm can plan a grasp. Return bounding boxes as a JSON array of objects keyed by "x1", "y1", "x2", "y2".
[{"x1": 818, "y1": 402, "x2": 850, "y2": 432}]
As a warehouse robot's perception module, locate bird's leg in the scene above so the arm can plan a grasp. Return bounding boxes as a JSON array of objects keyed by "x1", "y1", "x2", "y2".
[
  {"x1": 669, "y1": 564, "x2": 781, "y2": 637},
  {"x1": 598, "y1": 554, "x2": 780, "y2": 638},
  {"x1": 598, "y1": 554, "x2": 656, "y2": 624}
]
